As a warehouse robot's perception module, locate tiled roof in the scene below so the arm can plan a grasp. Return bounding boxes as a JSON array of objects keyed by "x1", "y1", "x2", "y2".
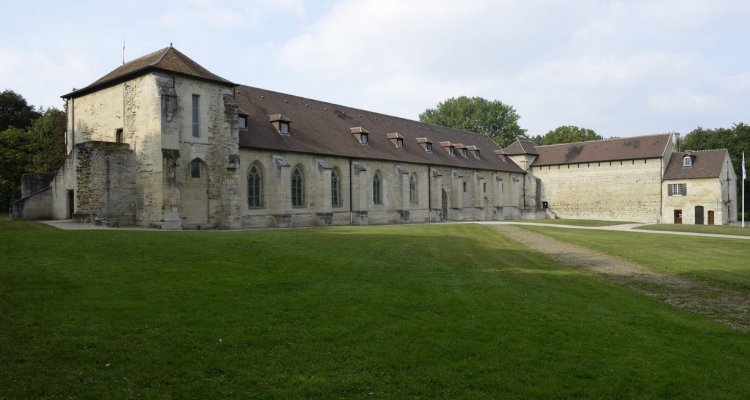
[
  {"x1": 235, "y1": 86, "x2": 524, "y2": 173},
  {"x1": 63, "y1": 46, "x2": 234, "y2": 98},
  {"x1": 663, "y1": 149, "x2": 729, "y2": 180},
  {"x1": 532, "y1": 134, "x2": 672, "y2": 166},
  {"x1": 503, "y1": 139, "x2": 539, "y2": 155}
]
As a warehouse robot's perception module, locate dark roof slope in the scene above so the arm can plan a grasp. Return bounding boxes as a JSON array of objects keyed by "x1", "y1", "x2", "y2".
[
  {"x1": 503, "y1": 139, "x2": 539, "y2": 155},
  {"x1": 533, "y1": 134, "x2": 672, "y2": 166},
  {"x1": 663, "y1": 149, "x2": 729, "y2": 180},
  {"x1": 63, "y1": 46, "x2": 234, "y2": 98},
  {"x1": 235, "y1": 85, "x2": 523, "y2": 173}
]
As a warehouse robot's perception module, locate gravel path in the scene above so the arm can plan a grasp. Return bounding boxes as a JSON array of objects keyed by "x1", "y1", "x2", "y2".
[{"x1": 491, "y1": 224, "x2": 750, "y2": 332}]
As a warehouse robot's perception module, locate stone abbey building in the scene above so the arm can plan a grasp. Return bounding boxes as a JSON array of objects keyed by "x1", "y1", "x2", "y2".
[{"x1": 10, "y1": 47, "x2": 738, "y2": 228}]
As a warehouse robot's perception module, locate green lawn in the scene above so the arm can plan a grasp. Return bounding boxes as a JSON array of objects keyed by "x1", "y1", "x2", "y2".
[
  {"x1": 520, "y1": 225, "x2": 750, "y2": 290},
  {"x1": 521, "y1": 219, "x2": 632, "y2": 226},
  {"x1": 637, "y1": 223, "x2": 750, "y2": 236},
  {"x1": 2, "y1": 219, "x2": 750, "y2": 399}
]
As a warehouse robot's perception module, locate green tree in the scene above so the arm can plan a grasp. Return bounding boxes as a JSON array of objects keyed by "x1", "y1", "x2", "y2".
[
  {"x1": 0, "y1": 92, "x2": 67, "y2": 209},
  {"x1": 537, "y1": 125, "x2": 602, "y2": 145},
  {"x1": 419, "y1": 96, "x2": 526, "y2": 147},
  {"x1": 0, "y1": 89, "x2": 41, "y2": 132},
  {"x1": 681, "y1": 123, "x2": 750, "y2": 212}
]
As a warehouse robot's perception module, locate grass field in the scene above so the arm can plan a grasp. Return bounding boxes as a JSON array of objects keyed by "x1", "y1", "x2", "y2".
[
  {"x1": 517, "y1": 219, "x2": 630, "y2": 226},
  {"x1": 637, "y1": 223, "x2": 750, "y2": 236},
  {"x1": 520, "y1": 225, "x2": 750, "y2": 290},
  {"x1": 2, "y1": 219, "x2": 750, "y2": 398}
]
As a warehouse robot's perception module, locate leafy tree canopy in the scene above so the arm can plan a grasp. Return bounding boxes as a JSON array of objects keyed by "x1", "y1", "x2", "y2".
[
  {"x1": 419, "y1": 96, "x2": 526, "y2": 147},
  {"x1": 681, "y1": 123, "x2": 750, "y2": 210},
  {"x1": 0, "y1": 89, "x2": 41, "y2": 132},
  {"x1": 0, "y1": 92, "x2": 66, "y2": 209},
  {"x1": 533, "y1": 125, "x2": 602, "y2": 145}
]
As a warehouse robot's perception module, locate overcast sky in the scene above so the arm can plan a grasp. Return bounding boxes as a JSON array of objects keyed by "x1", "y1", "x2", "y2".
[{"x1": 1, "y1": 0, "x2": 748, "y2": 137}]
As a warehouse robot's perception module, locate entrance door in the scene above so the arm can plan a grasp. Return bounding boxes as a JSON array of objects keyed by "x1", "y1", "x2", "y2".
[
  {"x1": 708, "y1": 210, "x2": 715, "y2": 225},
  {"x1": 674, "y1": 209, "x2": 682, "y2": 224},
  {"x1": 695, "y1": 206, "x2": 704, "y2": 225},
  {"x1": 441, "y1": 189, "x2": 448, "y2": 221},
  {"x1": 183, "y1": 159, "x2": 209, "y2": 226}
]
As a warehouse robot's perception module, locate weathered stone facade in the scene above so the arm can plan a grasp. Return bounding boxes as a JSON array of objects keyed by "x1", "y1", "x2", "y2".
[
  {"x1": 531, "y1": 158, "x2": 667, "y2": 223},
  {"x1": 11, "y1": 47, "x2": 736, "y2": 228}
]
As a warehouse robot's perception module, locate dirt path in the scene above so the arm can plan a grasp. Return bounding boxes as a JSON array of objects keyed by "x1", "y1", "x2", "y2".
[{"x1": 491, "y1": 224, "x2": 750, "y2": 333}]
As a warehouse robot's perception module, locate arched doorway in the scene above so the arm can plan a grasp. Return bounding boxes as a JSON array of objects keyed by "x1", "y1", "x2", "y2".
[
  {"x1": 441, "y1": 188, "x2": 448, "y2": 221},
  {"x1": 695, "y1": 206, "x2": 704, "y2": 225},
  {"x1": 183, "y1": 159, "x2": 209, "y2": 226}
]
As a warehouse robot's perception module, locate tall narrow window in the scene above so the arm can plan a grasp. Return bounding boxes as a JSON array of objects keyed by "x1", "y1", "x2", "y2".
[
  {"x1": 248, "y1": 164, "x2": 263, "y2": 208},
  {"x1": 331, "y1": 169, "x2": 342, "y2": 207},
  {"x1": 292, "y1": 167, "x2": 305, "y2": 207},
  {"x1": 373, "y1": 172, "x2": 382, "y2": 205},
  {"x1": 409, "y1": 173, "x2": 418, "y2": 205},
  {"x1": 190, "y1": 159, "x2": 201, "y2": 178},
  {"x1": 192, "y1": 95, "x2": 200, "y2": 137},
  {"x1": 115, "y1": 128, "x2": 123, "y2": 143}
]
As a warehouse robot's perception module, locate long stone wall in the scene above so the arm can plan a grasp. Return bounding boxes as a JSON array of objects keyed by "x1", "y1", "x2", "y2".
[
  {"x1": 532, "y1": 158, "x2": 665, "y2": 223},
  {"x1": 237, "y1": 149, "x2": 526, "y2": 228}
]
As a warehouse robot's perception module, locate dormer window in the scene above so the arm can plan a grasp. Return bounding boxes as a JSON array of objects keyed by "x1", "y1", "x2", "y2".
[
  {"x1": 467, "y1": 145, "x2": 480, "y2": 159},
  {"x1": 440, "y1": 141, "x2": 455, "y2": 156},
  {"x1": 683, "y1": 155, "x2": 692, "y2": 167},
  {"x1": 237, "y1": 115, "x2": 247, "y2": 129},
  {"x1": 453, "y1": 143, "x2": 467, "y2": 157},
  {"x1": 350, "y1": 126, "x2": 370, "y2": 145},
  {"x1": 269, "y1": 114, "x2": 291, "y2": 135},
  {"x1": 386, "y1": 132, "x2": 405, "y2": 149},
  {"x1": 416, "y1": 137, "x2": 433, "y2": 153}
]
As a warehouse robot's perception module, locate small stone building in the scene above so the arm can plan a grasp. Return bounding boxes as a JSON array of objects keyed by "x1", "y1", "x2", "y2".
[
  {"x1": 505, "y1": 136, "x2": 738, "y2": 224},
  {"x1": 662, "y1": 149, "x2": 737, "y2": 225}
]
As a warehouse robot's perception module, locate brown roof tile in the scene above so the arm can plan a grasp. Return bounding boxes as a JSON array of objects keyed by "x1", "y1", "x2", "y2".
[
  {"x1": 235, "y1": 85, "x2": 523, "y2": 173},
  {"x1": 533, "y1": 134, "x2": 672, "y2": 166},
  {"x1": 663, "y1": 149, "x2": 729, "y2": 179},
  {"x1": 63, "y1": 46, "x2": 234, "y2": 98},
  {"x1": 503, "y1": 139, "x2": 539, "y2": 155}
]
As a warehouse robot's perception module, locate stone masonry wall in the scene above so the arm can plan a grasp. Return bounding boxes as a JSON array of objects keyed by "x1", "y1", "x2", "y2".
[
  {"x1": 238, "y1": 149, "x2": 526, "y2": 228},
  {"x1": 74, "y1": 142, "x2": 136, "y2": 224},
  {"x1": 532, "y1": 158, "x2": 664, "y2": 223}
]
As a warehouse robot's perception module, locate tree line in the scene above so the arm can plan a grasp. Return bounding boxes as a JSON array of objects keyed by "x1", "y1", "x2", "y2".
[{"x1": 0, "y1": 90, "x2": 66, "y2": 209}]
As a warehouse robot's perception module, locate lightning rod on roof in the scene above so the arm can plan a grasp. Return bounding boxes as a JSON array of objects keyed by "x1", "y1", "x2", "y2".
[{"x1": 122, "y1": 39, "x2": 126, "y2": 65}]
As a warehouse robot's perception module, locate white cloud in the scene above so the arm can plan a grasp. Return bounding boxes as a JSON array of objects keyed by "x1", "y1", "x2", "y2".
[{"x1": 271, "y1": 0, "x2": 750, "y2": 137}]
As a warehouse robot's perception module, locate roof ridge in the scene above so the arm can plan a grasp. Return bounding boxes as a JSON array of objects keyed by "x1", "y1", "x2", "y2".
[
  {"x1": 152, "y1": 46, "x2": 172, "y2": 67},
  {"x1": 535, "y1": 132, "x2": 672, "y2": 148}
]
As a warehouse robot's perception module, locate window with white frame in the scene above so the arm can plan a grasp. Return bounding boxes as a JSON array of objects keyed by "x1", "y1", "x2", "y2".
[{"x1": 669, "y1": 183, "x2": 687, "y2": 196}]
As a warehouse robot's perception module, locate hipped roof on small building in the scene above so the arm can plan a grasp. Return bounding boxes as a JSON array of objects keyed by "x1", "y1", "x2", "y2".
[
  {"x1": 235, "y1": 86, "x2": 524, "y2": 173},
  {"x1": 663, "y1": 149, "x2": 730, "y2": 180},
  {"x1": 503, "y1": 139, "x2": 539, "y2": 156},
  {"x1": 62, "y1": 46, "x2": 235, "y2": 99},
  {"x1": 531, "y1": 134, "x2": 673, "y2": 166}
]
